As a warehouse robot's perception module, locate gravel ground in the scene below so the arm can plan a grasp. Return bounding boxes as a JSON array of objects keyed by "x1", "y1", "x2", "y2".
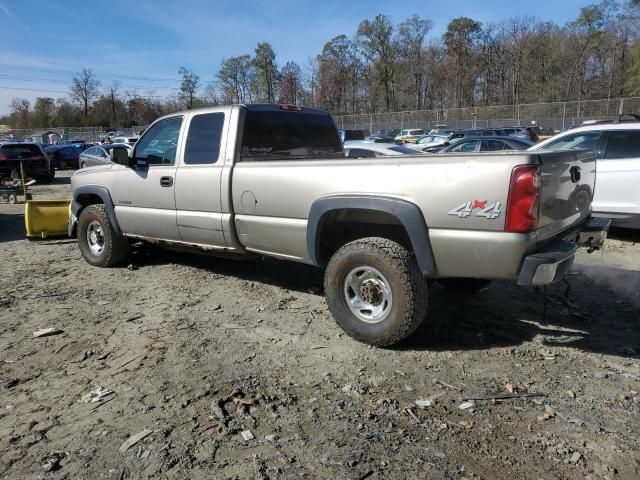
[{"x1": 1, "y1": 172, "x2": 639, "y2": 480}]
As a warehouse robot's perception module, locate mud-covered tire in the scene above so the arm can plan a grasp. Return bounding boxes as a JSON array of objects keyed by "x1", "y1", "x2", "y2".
[
  {"x1": 438, "y1": 278, "x2": 491, "y2": 294},
  {"x1": 324, "y1": 237, "x2": 428, "y2": 347},
  {"x1": 77, "y1": 204, "x2": 128, "y2": 267}
]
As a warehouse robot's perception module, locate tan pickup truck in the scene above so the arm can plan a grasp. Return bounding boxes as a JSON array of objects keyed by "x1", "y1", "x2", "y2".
[{"x1": 69, "y1": 104, "x2": 609, "y2": 346}]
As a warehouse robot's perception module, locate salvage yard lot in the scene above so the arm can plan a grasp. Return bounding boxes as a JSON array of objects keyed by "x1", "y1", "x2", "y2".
[{"x1": 1, "y1": 173, "x2": 639, "y2": 479}]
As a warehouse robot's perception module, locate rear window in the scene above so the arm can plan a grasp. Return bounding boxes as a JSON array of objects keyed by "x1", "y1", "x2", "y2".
[
  {"x1": 604, "y1": 130, "x2": 640, "y2": 159},
  {"x1": 544, "y1": 132, "x2": 601, "y2": 151},
  {"x1": 0, "y1": 144, "x2": 41, "y2": 157},
  {"x1": 241, "y1": 110, "x2": 342, "y2": 161}
]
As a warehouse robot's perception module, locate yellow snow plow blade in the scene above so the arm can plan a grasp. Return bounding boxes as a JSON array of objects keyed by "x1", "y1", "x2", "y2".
[{"x1": 24, "y1": 199, "x2": 72, "y2": 239}]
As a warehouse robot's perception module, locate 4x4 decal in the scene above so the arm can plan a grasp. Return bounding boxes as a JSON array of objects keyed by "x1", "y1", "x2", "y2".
[{"x1": 448, "y1": 200, "x2": 502, "y2": 219}]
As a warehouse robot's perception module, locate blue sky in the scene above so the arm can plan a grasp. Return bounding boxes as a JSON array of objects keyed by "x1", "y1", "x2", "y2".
[{"x1": 1, "y1": 0, "x2": 590, "y2": 116}]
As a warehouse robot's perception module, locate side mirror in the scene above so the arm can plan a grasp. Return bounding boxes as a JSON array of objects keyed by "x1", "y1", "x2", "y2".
[{"x1": 110, "y1": 146, "x2": 131, "y2": 166}]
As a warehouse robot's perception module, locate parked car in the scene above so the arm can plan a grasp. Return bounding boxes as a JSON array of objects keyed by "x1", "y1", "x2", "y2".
[
  {"x1": 45, "y1": 144, "x2": 89, "y2": 170},
  {"x1": 111, "y1": 137, "x2": 139, "y2": 145},
  {"x1": 365, "y1": 135, "x2": 398, "y2": 143},
  {"x1": 79, "y1": 144, "x2": 133, "y2": 168},
  {"x1": 338, "y1": 129, "x2": 366, "y2": 143},
  {"x1": 462, "y1": 128, "x2": 509, "y2": 138},
  {"x1": 0, "y1": 142, "x2": 54, "y2": 182},
  {"x1": 343, "y1": 142, "x2": 423, "y2": 158},
  {"x1": 528, "y1": 123, "x2": 640, "y2": 229},
  {"x1": 57, "y1": 139, "x2": 86, "y2": 146},
  {"x1": 394, "y1": 129, "x2": 426, "y2": 143},
  {"x1": 69, "y1": 104, "x2": 608, "y2": 346},
  {"x1": 406, "y1": 134, "x2": 450, "y2": 150},
  {"x1": 435, "y1": 136, "x2": 534, "y2": 153},
  {"x1": 428, "y1": 124, "x2": 449, "y2": 134}
]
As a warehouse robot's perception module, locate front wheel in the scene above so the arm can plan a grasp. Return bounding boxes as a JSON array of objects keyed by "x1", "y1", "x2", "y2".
[
  {"x1": 80, "y1": 162, "x2": 87, "y2": 169},
  {"x1": 324, "y1": 237, "x2": 428, "y2": 347},
  {"x1": 77, "y1": 204, "x2": 128, "y2": 267}
]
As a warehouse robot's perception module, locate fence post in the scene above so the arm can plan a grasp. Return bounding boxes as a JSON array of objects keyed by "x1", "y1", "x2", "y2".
[
  {"x1": 401, "y1": 111, "x2": 405, "y2": 131},
  {"x1": 619, "y1": 98, "x2": 624, "y2": 116},
  {"x1": 562, "y1": 103, "x2": 566, "y2": 131},
  {"x1": 369, "y1": 114, "x2": 373, "y2": 135}
]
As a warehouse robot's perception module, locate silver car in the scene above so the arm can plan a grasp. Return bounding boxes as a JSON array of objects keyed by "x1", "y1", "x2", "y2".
[
  {"x1": 343, "y1": 142, "x2": 421, "y2": 158},
  {"x1": 79, "y1": 144, "x2": 132, "y2": 168}
]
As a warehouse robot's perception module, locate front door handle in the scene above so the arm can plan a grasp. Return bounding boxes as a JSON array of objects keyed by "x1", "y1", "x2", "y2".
[{"x1": 160, "y1": 176, "x2": 173, "y2": 187}]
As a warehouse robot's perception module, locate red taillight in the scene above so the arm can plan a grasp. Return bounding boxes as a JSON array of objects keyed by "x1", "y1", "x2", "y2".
[
  {"x1": 32, "y1": 155, "x2": 46, "y2": 161},
  {"x1": 279, "y1": 104, "x2": 302, "y2": 111},
  {"x1": 0, "y1": 154, "x2": 8, "y2": 161},
  {"x1": 506, "y1": 165, "x2": 541, "y2": 233}
]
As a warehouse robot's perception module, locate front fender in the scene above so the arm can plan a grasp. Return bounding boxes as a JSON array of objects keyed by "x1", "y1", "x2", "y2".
[{"x1": 72, "y1": 185, "x2": 122, "y2": 235}]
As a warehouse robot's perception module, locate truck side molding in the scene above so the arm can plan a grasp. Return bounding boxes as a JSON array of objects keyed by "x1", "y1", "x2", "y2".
[
  {"x1": 306, "y1": 195, "x2": 437, "y2": 275},
  {"x1": 72, "y1": 185, "x2": 122, "y2": 235}
]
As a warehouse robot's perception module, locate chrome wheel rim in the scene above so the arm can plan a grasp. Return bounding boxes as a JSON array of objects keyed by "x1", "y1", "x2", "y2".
[
  {"x1": 343, "y1": 266, "x2": 393, "y2": 323},
  {"x1": 86, "y1": 220, "x2": 105, "y2": 255}
]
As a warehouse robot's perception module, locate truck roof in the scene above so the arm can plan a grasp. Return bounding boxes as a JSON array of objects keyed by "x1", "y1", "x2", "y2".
[{"x1": 157, "y1": 103, "x2": 332, "y2": 120}]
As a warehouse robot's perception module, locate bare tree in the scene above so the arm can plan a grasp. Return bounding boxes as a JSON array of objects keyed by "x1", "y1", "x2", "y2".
[
  {"x1": 10, "y1": 97, "x2": 31, "y2": 129},
  {"x1": 178, "y1": 67, "x2": 200, "y2": 109},
  {"x1": 70, "y1": 68, "x2": 101, "y2": 120}
]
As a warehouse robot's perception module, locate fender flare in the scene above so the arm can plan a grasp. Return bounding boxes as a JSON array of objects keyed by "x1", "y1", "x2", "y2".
[
  {"x1": 306, "y1": 195, "x2": 436, "y2": 275},
  {"x1": 72, "y1": 185, "x2": 122, "y2": 235}
]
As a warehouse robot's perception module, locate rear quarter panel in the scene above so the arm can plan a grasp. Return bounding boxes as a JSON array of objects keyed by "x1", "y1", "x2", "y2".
[{"x1": 231, "y1": 152, "x2": 542, "y2": 277}]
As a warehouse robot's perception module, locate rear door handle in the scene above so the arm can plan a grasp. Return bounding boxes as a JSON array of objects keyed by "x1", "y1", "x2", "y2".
[{"x1": 160, "y1": 176, "x2": 173, "y2": 187}]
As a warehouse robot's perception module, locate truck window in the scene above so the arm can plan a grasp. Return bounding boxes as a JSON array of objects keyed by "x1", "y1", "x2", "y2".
[
  {"x1": 134, "y1": 116, "x2": 183, "y2": 166},
  {"x1": 604, "y1": 130, "x2": 640, "y2": 159},
  {"x1": 240, "y1": 110, "x2": 342, "y2": 161},
  {"x1": 184, "y1": 113, "x2": 224, "y2": 164}
]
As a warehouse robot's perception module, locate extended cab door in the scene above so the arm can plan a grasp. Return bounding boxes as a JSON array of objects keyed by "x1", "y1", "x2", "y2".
[
  {"x1": 111, "y1": 115, "x2": 183, "y2": 241},
  {"x1": 595, "y1": 130, "x2": 640, "y2": 218},
  {"x1": 174, "y1": 110, "x2": 228, "y2": 246}
]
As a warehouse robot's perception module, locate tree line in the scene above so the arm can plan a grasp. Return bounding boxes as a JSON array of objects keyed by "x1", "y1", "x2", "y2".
[{"x1": 3, "y1": 0, "x2": 640, "y2": 130}]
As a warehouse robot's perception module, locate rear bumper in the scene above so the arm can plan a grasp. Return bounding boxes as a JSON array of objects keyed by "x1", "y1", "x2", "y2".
[{"x1": 518, "y1": 217, "x2": 610, "y2": 286}]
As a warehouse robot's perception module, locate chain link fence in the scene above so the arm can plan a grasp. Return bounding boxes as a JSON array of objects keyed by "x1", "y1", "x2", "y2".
[
  {"x1": 0, "y1": 126, "x2": 147, "y2": 144},
  {"x1": 3, "y1": 97, "x2": 640, "y2": 143},
  {"x1": 334, "y1": 97, "x2": 640, "y2": 134}
]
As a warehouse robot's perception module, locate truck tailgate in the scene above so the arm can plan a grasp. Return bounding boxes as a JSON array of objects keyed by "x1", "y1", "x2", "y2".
[{"x1": 535, "y1": 149, "x2": 596, "y2": 241}]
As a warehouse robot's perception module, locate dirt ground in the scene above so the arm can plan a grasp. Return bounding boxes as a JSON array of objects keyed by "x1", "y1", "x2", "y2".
[{"x1": 1, "y1": 172, "x2": 639, "y2": 480}]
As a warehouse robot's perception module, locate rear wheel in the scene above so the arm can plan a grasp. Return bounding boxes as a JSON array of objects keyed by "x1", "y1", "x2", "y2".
[
  {"x1": 77, "y1": 204, "x2": 128, "y2": 267},
  {"x1": 324, "y1": 237, "x2": 428, "y2": 347},
  {"x1": 80, "y1": 162, "x2": 87, "y2": 169},
  {"x1": 438, "y1": 278, "x2": 491, "y2": 295}
]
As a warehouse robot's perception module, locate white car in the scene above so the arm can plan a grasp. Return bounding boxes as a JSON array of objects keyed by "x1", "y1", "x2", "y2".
[
  {"x1": 394, "y1": 129, "x2": 426, "y2": 143},
  {"x1": 111, "y1": 136, "x2": 138, "y2": 145},
  {"x1": 529, "y1": 123, "x2": 640, "y2": 229},
  {"x1": 405, "y1": 134, "x2": 450, "y2": 151}
]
